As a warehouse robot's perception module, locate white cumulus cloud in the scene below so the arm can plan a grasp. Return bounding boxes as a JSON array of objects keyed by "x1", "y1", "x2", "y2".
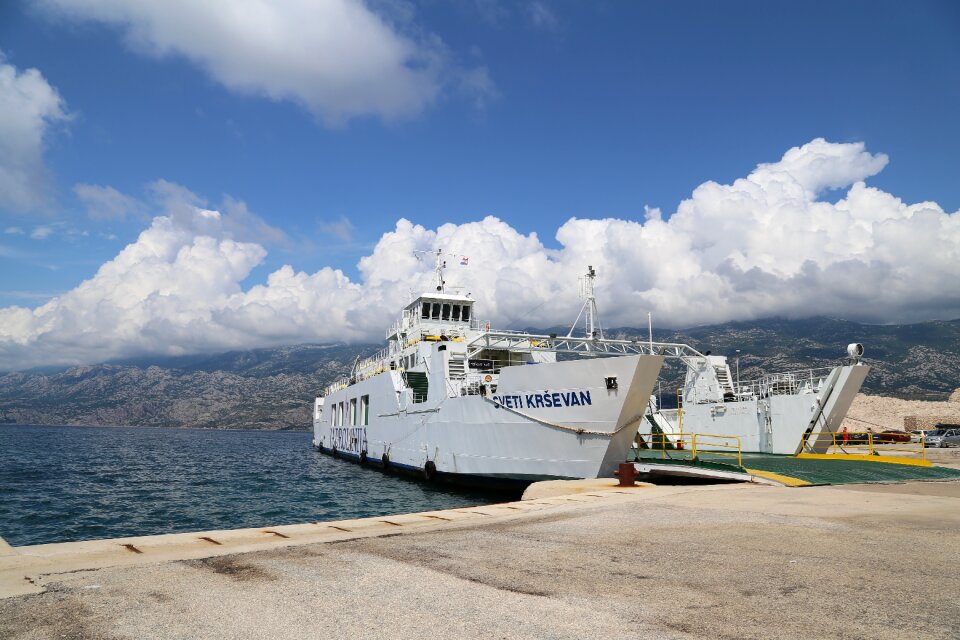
[
  {"x1": 0, "y1": 53, "x2": 71, "y2": 214},
  {"x1": 37, "y1": 0, "x2": 494, "y2": 124},
  {"x1": 1, "y1": 138, "x2": 958, "y2": 371}
]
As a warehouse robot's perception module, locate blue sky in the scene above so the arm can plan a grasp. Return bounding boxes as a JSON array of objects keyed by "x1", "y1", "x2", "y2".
[{"x1": 0, "y1": 0, "x2": 959, "y2": 368}]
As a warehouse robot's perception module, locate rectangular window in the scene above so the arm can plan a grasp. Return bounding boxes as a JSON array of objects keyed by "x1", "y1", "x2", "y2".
[
  {"x1": 431, "y1": 303, "x2": 441, "y2": 320},
  {"x1": 349, "y1": 398, "x2": 357, "y2": 425},
  {"x1": 331, "y1": 404, "x2": 336, "y2": 425},
  {"x1": 441, "y1": 303, "x2": 451, "y2": 320},
  {"x1": 360, "y1": 395, "x2": 370, "y2": 425},
  {"x1": 461, "y1": 305, "x2": 470, "y2": 321},
  {"x1": 452, "y1": 305, "x2": 461, "y2": 321},
  {"x1": 421, "y1": 304, "x2": 429, "y2": 319}
]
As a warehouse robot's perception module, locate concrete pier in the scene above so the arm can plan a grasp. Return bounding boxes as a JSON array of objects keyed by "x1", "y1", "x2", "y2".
[{"x1": 2, "y1": 480, "x2": 959, "y2": 639}]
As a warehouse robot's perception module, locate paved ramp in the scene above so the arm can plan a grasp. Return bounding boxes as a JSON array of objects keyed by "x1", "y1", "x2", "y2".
[
  {"x1": 740, "y1": 454, "x2": 960, "y2": 485},
  {"x1": 633, "y1": 450, "x2": 960, "y2": 486}
]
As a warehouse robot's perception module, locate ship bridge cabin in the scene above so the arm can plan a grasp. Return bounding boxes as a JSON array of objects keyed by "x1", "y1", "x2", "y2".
[{"x1": 387, "y1": 293, "x2": 475, "y2": 342}]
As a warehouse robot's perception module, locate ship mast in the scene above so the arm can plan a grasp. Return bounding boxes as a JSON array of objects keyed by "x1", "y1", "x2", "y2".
[
  {"x1": 567, "y1": 265, "x2": 604, "y2": 341},
  {"x1": 415, "y1": 249, "x2": 448, "y2": 293}
]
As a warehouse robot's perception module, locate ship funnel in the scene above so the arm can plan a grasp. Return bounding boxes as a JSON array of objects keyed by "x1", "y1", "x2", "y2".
[{"x1": 846, "y1": 343, "x2": 864, "y2": 364}]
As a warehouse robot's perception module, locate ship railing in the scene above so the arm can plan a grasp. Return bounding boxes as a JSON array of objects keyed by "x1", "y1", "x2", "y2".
[
  {"x1": 353, "y1": 347, "x2": 392, "y2": 375},
  {"x1": 323, "y1": 347, "x2": 397, "y2": 396},
  {"x1": 756, "y1": 366, "x2": 834, "y2": 397},
  {"x1": 322, "y1": 376, "x2": 351, "y2": 397},
  {"x1": 798, "y1": 431, "x2": 927, "y2": 462},
  {"x1": 465, "y1": 330, "x2": 704, "y2": 360},
  {"x1": 708, "y1": 366, "x2": 837, "y2": 402},
  {"x1": 442, "y1": 369, "x2": 499, "y2": 398},
  {"x1": 634, "y1": 432, "x2": 743, "y2": 468}
]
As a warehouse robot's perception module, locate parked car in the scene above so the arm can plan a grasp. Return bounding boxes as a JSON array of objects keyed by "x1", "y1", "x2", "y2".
[
  {"x1": 909, "y1": 430, "x2": 932, "y2": 443},
  {"x1": 843, "y1": 431, "x2": 872, "y2": 445},
  {"x1": 944, "y1": 430, "x2": 960, "y2": 448},
  {"x1": 875, "y1": 430, "x2": 912, "y2": 443},
  {"x1": 924, "y1": 429, "x2": 960, "y2": 448}
]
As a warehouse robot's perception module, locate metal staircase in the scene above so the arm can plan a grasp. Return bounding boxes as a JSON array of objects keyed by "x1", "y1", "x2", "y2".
[
  {"x1": 448, "y1": 356, "x2": 466, "y2": 380},
  {"x1": 713, "y1": 362, "x2": 736, "y2": 398},
  {"x1": 403, "y1": 371, "x2": 429, "y2": 404}
]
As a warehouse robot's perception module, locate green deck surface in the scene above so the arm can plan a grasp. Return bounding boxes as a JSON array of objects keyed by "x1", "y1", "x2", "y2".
[{"x1": 632, "y1": 450, "x2": 960, "y2": 485}]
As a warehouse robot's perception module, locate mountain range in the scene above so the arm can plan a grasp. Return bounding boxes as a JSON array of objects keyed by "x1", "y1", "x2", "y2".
[{"x1": 1, "y1": 317, "x2": 957, "y2": 430}]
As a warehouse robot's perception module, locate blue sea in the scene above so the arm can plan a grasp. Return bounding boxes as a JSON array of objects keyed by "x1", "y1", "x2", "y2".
[{"x1": 0, "y1": 424, "x2": 506, "y2": 547}]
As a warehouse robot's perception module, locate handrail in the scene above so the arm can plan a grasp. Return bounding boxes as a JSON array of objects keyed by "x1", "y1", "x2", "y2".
[
  {"x1": 465, "y1": 330, "x2": 704, "y2": 360},
  {"x1": 691, "y1": 433, "x2": 742, "y2": 468},
  {"x1": 635, "y1": 431, "x2": 685, "y2": 458},
  {"x1": 635, "y1": 431, "x2": 742, "y2": 468},
  {"x1": 799, "y1": 431, "x2": 927, "y2": 461}
]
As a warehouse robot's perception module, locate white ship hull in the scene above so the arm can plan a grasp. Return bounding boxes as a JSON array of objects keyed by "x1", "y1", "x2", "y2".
[
  {"x1": 314, "y1": 354, "x2": 664, "y2": 486},
  {"x1": 648, "y1": 362, "x2": 870, "y2": 456}
]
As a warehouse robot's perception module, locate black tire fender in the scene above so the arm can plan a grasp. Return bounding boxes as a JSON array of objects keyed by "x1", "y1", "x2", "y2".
[{"x1": 423, "y1": 460, "x2": 437, "y2": 481}]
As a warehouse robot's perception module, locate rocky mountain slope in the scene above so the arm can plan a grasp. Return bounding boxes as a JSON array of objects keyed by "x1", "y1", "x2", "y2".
[
  {"x1": 1, "y1": 317, "x2": 957, "y2": 430},
  {"x1": 0, "y1": 344, "x2": 378, "y2": 430}
]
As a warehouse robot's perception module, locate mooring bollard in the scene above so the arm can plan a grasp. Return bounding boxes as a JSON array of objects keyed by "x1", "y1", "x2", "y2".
[{"x1": 614, "y1": 462, "x2": 639, "y2": 487}]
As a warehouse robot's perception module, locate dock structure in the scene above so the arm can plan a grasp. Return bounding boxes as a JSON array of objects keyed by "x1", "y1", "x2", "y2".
[
  {"x1": 2, "y1": 478, "x2": 960, "y2": 639},
  {"x1": 632, "y1": 450, "x2": 960, "y2": 486}
]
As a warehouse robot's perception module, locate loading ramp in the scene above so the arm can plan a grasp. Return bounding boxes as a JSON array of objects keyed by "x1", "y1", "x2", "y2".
[{"x1": 630, "y1": 448, "x2": 960, "y2": 487}]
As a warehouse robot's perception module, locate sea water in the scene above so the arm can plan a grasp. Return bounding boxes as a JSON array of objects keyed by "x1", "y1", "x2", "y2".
[{"x1": 0, "y1": 424, "x2": 505, "y2": 546}]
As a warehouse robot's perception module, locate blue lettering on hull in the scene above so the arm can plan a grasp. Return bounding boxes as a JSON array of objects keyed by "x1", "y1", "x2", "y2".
[
  {"x1": 328, "y1": 427, "x2": 369, "y2": 453},
  {"x1": 492, "y1": 390, "x2": 592, "y2": 410}
]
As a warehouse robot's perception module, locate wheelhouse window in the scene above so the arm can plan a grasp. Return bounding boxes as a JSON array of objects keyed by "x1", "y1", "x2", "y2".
[
  {"x1": 441, "y1": 303, "x2": 451, "y2": 320},
  {"x1": 452, "y1": 305, "x2": 461, "y2": 321},
  {"x1": 461, "y1": 305, "x2": 470, "y2": 321},
  {"x1": 431, "y1": 303, "x2": 441, "y2": 320},
  {"x1": 421, "y1": 304, "x2": 429, "y2": 319},
  {"x1": 360, "y1": 395, "x2": 370, "y2": 425}
]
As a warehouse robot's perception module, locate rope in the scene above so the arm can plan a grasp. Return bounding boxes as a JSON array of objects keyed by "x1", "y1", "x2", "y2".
[
  {"x1": 842, "y1": 415, "x2": 893, "y2": 430},
  {"x1": 483, "y1": 397, "x2": 641, "y2": 437}
]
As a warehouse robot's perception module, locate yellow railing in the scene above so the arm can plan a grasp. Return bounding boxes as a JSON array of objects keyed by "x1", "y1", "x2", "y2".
[
  {"x1": 799, "y1": 431, "x2": 927, "y2": 462},
  {"x1": 635, "y1": 431, "x2": 685, "y2": 458},
  {"x1": 691, "y1": 433, "x2": 743, "y2": 468},
  {"x1": 635, "y1": 432, "x2": 742, "y2": 468}
]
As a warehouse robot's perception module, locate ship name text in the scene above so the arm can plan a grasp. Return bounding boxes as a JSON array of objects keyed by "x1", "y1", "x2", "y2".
[
  {"x1": 492, "y1": 390, "x2": 592, "y2": 410},
  {"x1": 329, "y1": 427, "x2": 368, "y2": 454}
]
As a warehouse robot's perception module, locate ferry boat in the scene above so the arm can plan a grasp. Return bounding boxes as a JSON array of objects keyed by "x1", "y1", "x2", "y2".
[
  {"x1": 642, "y1": 344, "x2": 870, "y2": 456},
  {"x1": 312, "y1": 255, "x2": 682, "y2": 487}
]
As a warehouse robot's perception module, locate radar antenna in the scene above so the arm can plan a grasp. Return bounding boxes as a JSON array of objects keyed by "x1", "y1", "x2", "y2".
[{"x1": 567, "y1": 265, "x2": 604, "y2": 341}]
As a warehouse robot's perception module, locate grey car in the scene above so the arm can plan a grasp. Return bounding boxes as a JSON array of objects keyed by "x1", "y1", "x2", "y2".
[{"x1": 925, "y1": 429, "x2": 960, "y2": 448}]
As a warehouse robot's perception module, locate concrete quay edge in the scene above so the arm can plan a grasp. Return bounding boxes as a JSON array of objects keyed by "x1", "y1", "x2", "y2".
[{"x1": 0, "y1": 479, "x2": 653, "y2": 600}]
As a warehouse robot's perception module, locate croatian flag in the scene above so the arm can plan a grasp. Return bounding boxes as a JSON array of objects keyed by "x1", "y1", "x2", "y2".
[{"x1": 460, "y1": 256, "x2": 469, "y2": 266}]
